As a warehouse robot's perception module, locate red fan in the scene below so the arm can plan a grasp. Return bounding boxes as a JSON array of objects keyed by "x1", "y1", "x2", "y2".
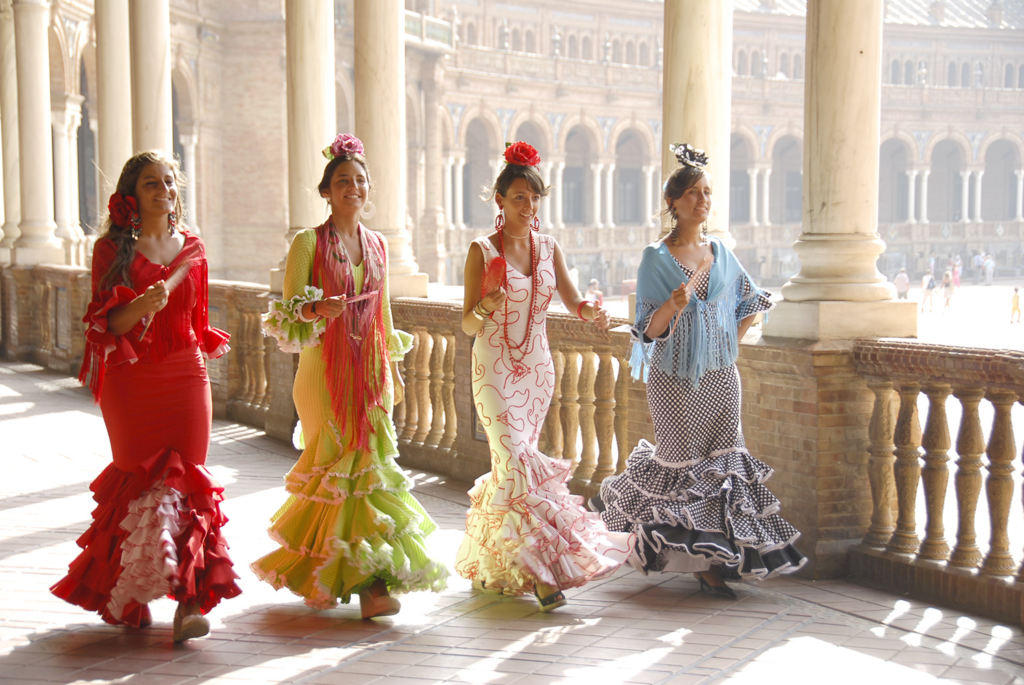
[{"x1": 480, "y1": 256, "x2": 507, "y2": 298}]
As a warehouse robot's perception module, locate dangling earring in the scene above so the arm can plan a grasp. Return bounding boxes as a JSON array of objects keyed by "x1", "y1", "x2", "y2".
[
  {"x1": 168, "y1": 211, "x2": 177, "y2": 235},
  {"x1": 701, "y1": 221, "x2": 709, "y2": 243},
  {"x1": 130, "y1": 212, "x2": 141, "y2": 241},
  {"x1": 494, "y1": 209, "x2": 505, "y2": 231},
  {"x1": 530, "y1": 216, "x2": 540, "y2": 232},
  {"x1": 360, "y1": 199, "x2": 376, "y2": 220}
]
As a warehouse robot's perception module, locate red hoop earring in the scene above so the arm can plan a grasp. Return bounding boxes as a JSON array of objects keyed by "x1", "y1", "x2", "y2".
[
  {"x1": 494, "y1": 211, "x2": 505, "y2": 231},
  {"x1": 531, "y1": 216, "x2": 540, "y2": 232}
]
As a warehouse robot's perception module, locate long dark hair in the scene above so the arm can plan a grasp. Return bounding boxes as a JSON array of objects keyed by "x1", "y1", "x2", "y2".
[
  {"x1": 97, "y1": 151, "x2": 186, "y2": 289},
  {"x1": 318, "y1": 153, "x2": 372, "y2": 197},
  {"x1": 662, "y1": 165, "x2": 710, "y2": 242}
]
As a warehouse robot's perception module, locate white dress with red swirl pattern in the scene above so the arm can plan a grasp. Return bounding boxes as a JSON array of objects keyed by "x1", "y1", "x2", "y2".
[{"x1": 454, "y1": 234, "x2": 632, "y2": 595}]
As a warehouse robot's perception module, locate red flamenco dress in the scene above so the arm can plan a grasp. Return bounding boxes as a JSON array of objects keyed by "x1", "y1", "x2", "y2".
[{"x1": 51, "y1": 233, "x2": 242, "y2": 627}]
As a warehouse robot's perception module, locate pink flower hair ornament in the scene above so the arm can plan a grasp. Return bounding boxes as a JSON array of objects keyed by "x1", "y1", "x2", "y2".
[
  {"x1": 323, "y1": 133, "x2": 365, "y2": 161},
  {"x1": 107, "y1": 193, "x2": 137, "y2": 228}
]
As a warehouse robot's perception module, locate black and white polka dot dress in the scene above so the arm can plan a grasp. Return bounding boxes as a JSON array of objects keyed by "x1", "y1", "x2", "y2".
[{"x1": 599, "y1": 257, "x2": 807, "y2": 579}]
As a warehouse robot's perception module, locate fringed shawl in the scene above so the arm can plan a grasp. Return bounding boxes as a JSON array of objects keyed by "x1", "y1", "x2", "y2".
[
  {"x1": 311, "y1": 220, "x2": 389, "y2": 452},
  {"x1": 628, "y1": 237, "x2": 769, "y2": 387}
]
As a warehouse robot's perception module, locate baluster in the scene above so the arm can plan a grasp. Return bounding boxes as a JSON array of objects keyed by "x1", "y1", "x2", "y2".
[
  {"x1": 1016, "y1": 396, "x2": 1024, "y2": 581},
  {"x1": 439, "y1": 333, "x2": 457, "y2": 451},
  {"x1": 591, "y1": 348, "x2": 616, "y2": 484},
  {"x1": 571, "y1": 348, "x2": 598, "y2": 488},
  {"x1": 886, "y1": 382, "x2": 922, "y2": 555},
  {"x1": 918, "y1": 383, "x2": 952, "y2": 560},
  {"x1": 412, "y1": 328, "x2": 432, "y2": 444},
  {"x1": 863, "y1": 379, "x2": 896, "y2": 547},
  {"x1": 250, "y1": 308, "x2": 268, "y2": 410},
  {"x1": 980, "y1": 390, "x2": 1018, "y2": 576},
  {"x1": 393, "y1": 356, "x2": 407, "y2": 436},
  {"x1": 949, "y1": 386, "x2": 986, "y2": 569},
  {"x1": 399, "y1": 336, "x2": 419, "y2": 442},
  {"x1": 260, "y1": 336, "x2": 273, "y2": 411},
  {"x1": 541, "y1": 347, "x2": 565, "y2": 459},
  {"x1": 614, "y1": 353, "x2": 630, "y2": 474},
  {"x1": 426, "y1": 332, "x2": 445, "y2": 447},
  {"x1": 560, "y1": 347, "x2": 581, "y2": 469},
  {"x1": 238, "y1": 311, "x2": 254, "y2": 406}
]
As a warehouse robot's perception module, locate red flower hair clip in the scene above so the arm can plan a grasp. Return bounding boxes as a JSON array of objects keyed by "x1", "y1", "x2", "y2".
[
  {"x1": 504, "y1": 141, "x2": 541, "y2": 167},
  {"x1": 323, "y1": 133, "x2": 365, "y2": 160},
  {"x1": 107, "y1": 193, "x2": 137, "y2": 228}
]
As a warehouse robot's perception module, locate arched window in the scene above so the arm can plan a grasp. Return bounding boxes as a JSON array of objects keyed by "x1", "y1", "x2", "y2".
[
  {"x1": 639, "y1": 42, "x2": 649, "y2": 67},
  {"x1": 961, "y1": 61, "x2": 971, "y2": 88},
  {"x1": 751, "y1": 50, "x2": 762, "y2": 77},
  {"x1": 793, "y1": 53, "x2": 803, "y2": 79},
  {"x1": 625, "y1": 40, "x2": 635, "y2": 65},
  {"x1": 904, "y1": 60, "x2": 914, "y2": 85},
  {"x1": 465, "y1": 22, "x2": 476, "y2": 46},
  {"x1": 738, "y1": 50, "x2": 748, "y2": 76},
  {"x1": 612, "y1": 39, "x2": 622, "y2": 63},
  {"x1": 948, "y1": 61, "x2": 957, "y2": 86},
  {"x1": 1019, "y1": 64, "x2": 1024, "y2": 88},
  {"x1": 779, "y1": 53, "x2": 790, "y2": 78},
  {"x1": 891, "y1": 59, "x2": 901, "y2": 84},
  {"x1": 975, "y1": 61, "x2": 984, "y2": 86},
  {"x1": 582, "y1": 35, "x2": 592, "y2": 60},
  {"x1": 511, "y1": 28, "x2": 521, "y2": 52},
  {"x1": 1006, "y1": 63, "x2": 1015, "y2": 88},
  {"x1": 568, "y1": 34, "x2": 578, "y2": 59},
  {"x1": 525, "y1": 29, "x2": 535, "y2": 54}
]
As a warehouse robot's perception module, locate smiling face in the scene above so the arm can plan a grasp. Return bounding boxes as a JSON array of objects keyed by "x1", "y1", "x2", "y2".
[
  {"x1": 134, "y1": 162, "x2": 178, "y2": 217},
  {"x1": 666, "y1": 174, "x2": 712, "y2": 226},
  {"x1": 321, "y1": 159, "x2": 369, "y2": 216},
  {"x1": 496, "y1": 177, "x2": 542, "y2": 232}
]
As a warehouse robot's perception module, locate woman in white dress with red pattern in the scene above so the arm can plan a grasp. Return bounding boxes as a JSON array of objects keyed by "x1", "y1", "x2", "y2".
[{"x1": 454, "y1": 142, "x2": 632, "y2": 611}]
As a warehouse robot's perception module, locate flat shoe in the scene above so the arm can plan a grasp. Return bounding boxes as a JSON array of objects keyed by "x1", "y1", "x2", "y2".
[
  {"x1": 534, "y1": 588, "x2": 567, "y2": 612},
  {"x1": 173, "y1": 609, "x2": 210, "y2": 643},
  {"x1": 360, "y1": 592, "x2": 401, "y2": 619}
]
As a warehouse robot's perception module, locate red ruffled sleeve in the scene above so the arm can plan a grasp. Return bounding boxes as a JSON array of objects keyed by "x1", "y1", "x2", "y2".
[{"x1": 188, "y1": 240, "x2": 231, "y2": 360}]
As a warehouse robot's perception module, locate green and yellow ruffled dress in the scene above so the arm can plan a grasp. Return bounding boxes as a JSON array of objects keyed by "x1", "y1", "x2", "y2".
[{"x1": 253, "y1": 228, "x2": 448, "y2": 608}]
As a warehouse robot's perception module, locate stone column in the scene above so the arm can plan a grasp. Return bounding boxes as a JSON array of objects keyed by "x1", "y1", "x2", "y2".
[
  {"x1": 763, "y1": 0, "x2": 915, "y2": 340},
  {"x1": 554, "y1": 160, "x2": 565, "y2": 228},
  {"x1": 604, "y1": 162, "x2": 615, "y2": 228},
  {"x1": 906, "y1": 169, "x2": 917, "y2": 223},
  {"x1": 12, "y1": 0, "x2": 61, "y2": 265},
  {"x1": 453, "y1": 155, "x2": 465, "y2": 230},
  {"x1": 642, "y1": 164, "x2": 655, "y2": 227},
  {"x1": 442, "y1": 156, "x2": 453, "y2": 228},
  {"x1": 0, "y1": 5, "x2": 20, "y2": 263},
  {"x1": 51, "y1": 95, "x2": 84, "y2": 265},
  {"x1": 920, "y1": 169, "x2": 930, "y2": 223},
  {"x1": 747, "y1": 168, "x2": 760, "y2": 225},
  {"x1": 662, "y1": 0, "x2": 732, "y2": 244},
  {"x1": 273, "y1": 0, "x2": 335, "y2": 291},
  {"x1": 1015, "y1": 170, "x2": 1023, "y2": 221},
  {"x1": 761, "y1": 168, "x2": 771, "y2": 226},
  {"x1": 972, "y1": 169, "x2": 983, "y2": 223},
  {"x1": 418, "y1": 57, "x2": 445, "y2": 282},
  {"x1": 355, "y1": 0, "x2": 426, "y2": 295},
  {"x1": 129, "y1": 0, "x2": 172, "y2": 152},
  {"x1": 590, "y1": 162, "x2": 603, "y2": 228},
  {"x1": 95, "y1": 0, "x2": 133, "y2": 197},
  {"x1": 540, "y1": 160, "x2": 553, "y2": 228},
  {"x1": 959, "y1": 170, "x2": 971, "y2": 223},
  {"x1": 179, "y1": 128, "x2": 199, "y2": 232}
]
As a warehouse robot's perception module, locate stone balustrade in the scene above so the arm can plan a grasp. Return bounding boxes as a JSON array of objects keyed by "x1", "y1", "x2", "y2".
[{"x1": 850, "y1": 340, "x2": 1024, "y2": 623}]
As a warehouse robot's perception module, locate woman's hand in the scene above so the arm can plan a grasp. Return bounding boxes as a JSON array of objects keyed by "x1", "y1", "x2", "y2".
[
  {"x1": 478, "y1": 287, "x2": 506, "y2": 316},
  {"x1": 591, "y1": 304, "x2": 611, "y2": 330},
  {"x1": 138, "y1": 281, "x2": 169, "y2": 315},
  {"x1": 667, "y1": 283, "x2": 690, "y2": 313},
  {"x1": 315, "y1": 295, "x2": 348, "y2": 319},
  {"x1": 391, "y1": 361, "x2": 405, "y2": 406}
]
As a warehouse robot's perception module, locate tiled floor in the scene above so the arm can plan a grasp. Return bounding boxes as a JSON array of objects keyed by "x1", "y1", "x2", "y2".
[{"x1": 3, "y1": 360, "x2": 1024, "y2": 685}]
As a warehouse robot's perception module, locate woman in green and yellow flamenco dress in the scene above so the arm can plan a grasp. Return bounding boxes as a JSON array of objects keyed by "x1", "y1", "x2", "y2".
[{"x1": 253, "y1": 134, "x2": 448, "y2": 618}]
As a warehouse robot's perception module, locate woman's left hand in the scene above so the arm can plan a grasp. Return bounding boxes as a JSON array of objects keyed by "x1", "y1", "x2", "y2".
[{"x1": 591, "y1": 304, "x2": 611, "y2": 331}]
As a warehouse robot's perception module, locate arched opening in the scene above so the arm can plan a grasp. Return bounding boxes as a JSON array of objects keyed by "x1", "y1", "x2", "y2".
[
  {"x1": 639, "y1": 42, "x2": 649, "y2": 67},
  {"x1": 1005, "y1": 63, "x2": 1015, "y2": 88},
  {"x1": 890, "y1": 58, "x2": 901, "y2": 84},
  {"x1": 511, "y1": 28, "x2": 521, "y2": 52},
  {"x1": 793, "y1": 54, "x2": 803, "y2": 80},
  {"x1": 982, "y1": 140, "x2": 1019, "y2": 221},
  {"x1": 779, "y1": 53, "x2": 790, "y2": 78},
  {"x1": 1019, "y1": 65, "x2": 1024, "y2": 88},
  {"x1": 525, "y1": 29, "x2": 535, "y2": 54},
  {"x1": 612, "y1": 39, "x2": 622, "y2": 63},
  {"x1": 582, "y1": 35, "x2": 592, "y2": 61},
  {"x1": 730, "y1": 134, "x2": 752, "y2": 224},
  {"x1": 563, "y1": 126, "x2": 595, "y2": 225},
  {"x1": 77, "y1": 61, "x2": 97, "y2": 233},
  {"x1": 465, "y1": 22, "x2": 476, "y2": 46},
  {"x1": 625, "y1": 40, "x2": 635, "y2": 65},
  {"x1": 975, "y1": 61, "x2": 985, "y2": 86},
  {"x1": 878, "y1": 139, "x2": 910, "y2": 223},
  {"x1": 614, "y1": 130, "x2": 645, "y2": 224},
  {"x1": 770, "y1": 136, "x2": 802, "y2": 224},
  {"x1": 948, "y1": 61, "x2": 957, "y2": 86},
  {"x1": 512, "y1": 120, "x2": 547, "y2": 160},
  {"x1": 737, "y1": 50, "x2": 748, "y2": 76},
  {"x1": 961, "y1": 61, "x2": 971, "y2": 88},
  {"x1": 568, "y1": 34, "x2": 578, "y2": 59},
  {"x1": 928, "y1": 140, "x2": 964, "y2": 222},
  {"x1": 751, "y1": 50, "x2": 762, "y2": 77},
  {"x1": 904, "y1": 59, "x2": 914, "y2": 85},
  {"x1": 464, "y1": 118, "x2": 496, "y2": 229}
]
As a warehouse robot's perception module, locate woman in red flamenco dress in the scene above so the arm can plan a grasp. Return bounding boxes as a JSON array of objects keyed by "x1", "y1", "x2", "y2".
[{"x1": 50, "y1": 151, "x2": 241, "y2": 642}]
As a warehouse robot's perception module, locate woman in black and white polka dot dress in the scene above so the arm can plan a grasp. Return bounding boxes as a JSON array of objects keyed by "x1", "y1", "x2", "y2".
[{"x1": 595, "y1": 144, "x2": 806, "y2": 598}]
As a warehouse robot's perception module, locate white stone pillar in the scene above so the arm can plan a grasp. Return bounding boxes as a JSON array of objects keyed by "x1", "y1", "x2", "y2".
[
  {"x1": 972, "y1": 169, "x2": 984, "y2": 223},
  {"x1": 959, "y1": 170, "x2": 971, "y2": 223},
  {"x1": 554, "y1": 161, "x2": 565, "y2": 228},
  {"x1": 662, "y1": 0, "x2": 732, "y2": 244},
  {"x1": 129, "y1": 0, "x2": 172, "y2": 153},
  {"x1": 355, "y1": 0, "x2": 425, "y2": 295},
  {"x1": 906, "y1": 169, "x2": 917, "y2": 223},
  {"x1": 95, "y1": 0, "x2": 133, "y2": 197},
  {"x1": 919, "y1": 169, "x2": 930, "y2": 223},
  {"x1": 541, "y1": 160, "x2": 553, "y2": 228},
  {"x1": 454, "y1": 155, "x2": 466, "y2": 230},
  {"x1": 0, "y1": 5, "x2": 20, "y2": 263},
  {"x1": 761, "y1": 168, "x2": 772, "y2": 226},
  {"x1": 51, "y1": 95, "x2": 84, "y2": 265},
  {"x1": 604, "y1": 162, "x2": 616, "y2": 228},
  {"x1": 1015, "y1": 170, "x2": 1023, "y2": 221},
  {"x1": 642, "y1": 164, "x2": 655, "y2": 227},
  {"x1": 442, "y1": 156, "x2": 453, "y2": 228},
  {"x1": 747, "y1": 168, "x2": 760, "y2": 225},
  {"x1": 179, "y1": 130, "x2": 199, "y2": 233},
  {"x1": 763, "y1": 0, "x2": 915, "y2": 340},
  {"x1": 590, "y1": 162, "x2": 604, "y2": 228},
  {"x1": 12, "y1": 0, "x2": 61, "y2": 265}
]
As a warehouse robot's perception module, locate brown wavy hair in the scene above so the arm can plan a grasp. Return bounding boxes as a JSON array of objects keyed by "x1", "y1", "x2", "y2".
[
  {"x1": 484, "y1": 163, "x2": 550, "y2": 202},
  {"x1": 97, "y1": 151, "x2": 186, "y2": 290},
  {"x1": 662, "y1": 165, "x2": 711, "y2": 242},
  {"x1": 318, "y1": 153, "x2": 372, "y2": 197}
]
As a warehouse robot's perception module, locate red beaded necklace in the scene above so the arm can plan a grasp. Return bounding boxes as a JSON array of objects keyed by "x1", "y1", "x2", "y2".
[{"x1": 496, "y1": 228, "x2": 539, "y2": 361}]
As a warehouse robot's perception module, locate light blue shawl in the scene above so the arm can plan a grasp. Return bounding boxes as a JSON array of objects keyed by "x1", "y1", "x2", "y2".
[{"x1": 628, "y1": 237, "x2": 770, "y2": 386}]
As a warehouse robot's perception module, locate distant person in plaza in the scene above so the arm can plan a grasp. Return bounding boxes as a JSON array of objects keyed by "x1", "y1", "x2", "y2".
[
  {"x1": 921, "y1": 269, "x2": 936, "y2": 313},
  {"x1": 52, "y1": 151, "x2": 240, "y2": 642},
  {"x1": 984, "y1": 254, "x2": 996, "y2": 286},
  {"x1": 952, "y1": 254, "x2": 962, "y2": 288},
  {"x1": 593, "y1": 144, "x2": 806, "y2": 599},
  {"x1": 941, "y1": 270, "x2": 955, "y2": 312},
  {"x1": 455, "y1": 141, "x2": 632, "y2": 612},
  {"x1": 585, "y1": 278, "x2": 604, "y2": 305},
  {"x1": 1011, "y1": 287, "x2": 1021, "y2": 324},
  {"x1": 972, "y1": 251, "x2": 984, "y2": 285},
  {"x1": 893, "y1": 268, "x2": 910, "y2": 300},
  {"x1": 253, "y1": 134, "x2": 447, "y2": 618}
]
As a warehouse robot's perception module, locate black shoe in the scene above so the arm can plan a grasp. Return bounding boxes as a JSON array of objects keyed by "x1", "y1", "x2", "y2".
[{"x1": 696, "y1": 573, "x2": 737, "y2": 600}]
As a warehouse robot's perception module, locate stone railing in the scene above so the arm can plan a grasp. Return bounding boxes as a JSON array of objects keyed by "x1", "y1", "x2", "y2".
[
  {"x1": 850, "y1": 340, "x2": 1024, "y2": 623},
  {"x1": 453, "y1": 45, "x2": 662, "y2": 91},
  {"x1": 389, "y1": 299, "x2": 654, "y2": 502}
]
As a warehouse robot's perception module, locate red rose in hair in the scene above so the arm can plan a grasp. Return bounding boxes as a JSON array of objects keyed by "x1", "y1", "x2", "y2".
[
  {"x1": 107, "y1": 193, "x2": 137, "y2": 228},
  {"x1": 504, "y1": 141, "x2": 541, "y2": 167}
]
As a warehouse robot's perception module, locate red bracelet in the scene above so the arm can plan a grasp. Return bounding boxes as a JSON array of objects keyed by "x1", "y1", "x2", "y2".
[{"x1": 577, "y1": 301, "x2": 589, "y2": 320}]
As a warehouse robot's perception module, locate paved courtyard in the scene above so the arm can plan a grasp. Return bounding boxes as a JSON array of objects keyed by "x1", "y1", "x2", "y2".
[{"x1": 3, "y1": 360, "x2": 1024, "y2": 685}]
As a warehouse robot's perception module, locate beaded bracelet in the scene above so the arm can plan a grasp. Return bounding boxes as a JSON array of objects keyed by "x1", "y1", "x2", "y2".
[{"x1": 577, "y1": 301, "x2": 590, "y2": 321}]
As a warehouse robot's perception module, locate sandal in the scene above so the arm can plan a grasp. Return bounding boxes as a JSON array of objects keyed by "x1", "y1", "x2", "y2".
[{"x1": 534, "y1": 587, "x2": 567, "y2": 612}]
